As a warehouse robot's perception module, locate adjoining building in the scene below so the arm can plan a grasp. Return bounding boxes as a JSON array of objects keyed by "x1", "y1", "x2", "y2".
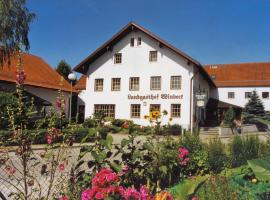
[
  {"x1": 204, "y1": 63, "x2": 270, "y2": 125},
  {"x1": 0, "y1": 53, "x2": 72, "y2": 116},
  {"x1": 74, "y1": 22, "x2": 215, "y2": 129}
]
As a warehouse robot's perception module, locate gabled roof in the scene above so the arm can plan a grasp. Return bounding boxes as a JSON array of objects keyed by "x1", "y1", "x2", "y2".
[
  {"x1": 75, "y1": 75, "x2": 87, "y2": 90},
  {"x1": 73, "y1": 22, "x2": 215, "y2": 87},
  {"x1": 204, "y1": 62, "x2": 270, "y2": 87},
  {"x1": 0, "y1": 53, "x2": 72, "y2": 92}
]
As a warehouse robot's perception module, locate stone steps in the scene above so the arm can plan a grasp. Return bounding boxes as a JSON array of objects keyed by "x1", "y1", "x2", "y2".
[{"x1": 199, "y1": 127, "x2": 219, "y2": 135}]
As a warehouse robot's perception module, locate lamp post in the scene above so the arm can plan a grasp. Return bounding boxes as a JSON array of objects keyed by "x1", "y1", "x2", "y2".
[{"x1": 68, "y1": 72, "x2": 76, "y2": 121}]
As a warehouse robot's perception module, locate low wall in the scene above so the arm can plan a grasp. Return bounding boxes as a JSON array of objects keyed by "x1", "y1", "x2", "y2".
[{"x1": 219, "y1": 124, "x2": 258, "y2": 135}]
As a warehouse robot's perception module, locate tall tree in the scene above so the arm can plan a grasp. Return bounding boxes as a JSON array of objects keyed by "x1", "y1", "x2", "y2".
[
  {"x1": 243, "y1": 90, "x2": 265, "y2": 122},
  {"x1": 0, "y1": 0, "x2": 35, "y2": 66},
  {"x1": 56, "y1": 60, "x2": 72, "y2": 80}
]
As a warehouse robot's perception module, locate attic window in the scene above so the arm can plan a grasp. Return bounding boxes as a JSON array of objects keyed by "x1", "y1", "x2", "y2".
[
  {"x1": 114, "y1": 53, "x2": 122, "y2": 64},
  {"x1": 137, "y1": 37, "x2": 141, "y2": 46},
  {"x1": 130, "y1": 38, "x2": 134, "y2": 47}
]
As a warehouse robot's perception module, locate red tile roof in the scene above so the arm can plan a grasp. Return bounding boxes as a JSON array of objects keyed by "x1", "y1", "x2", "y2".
[
  {"x1": 0, "y1": 53, "x2": 72, "y2": 92},
  {"x1": 74, "y1": 75, "x2": 87, "y2": 90},
  {"x1": 204, "y1": 62, "x2": 270, "y2": 87}
]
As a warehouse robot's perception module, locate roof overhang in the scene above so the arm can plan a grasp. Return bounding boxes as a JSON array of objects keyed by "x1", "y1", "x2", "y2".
[{"x1": 73, "y1": 22, "x2": 216, "y2": 87}]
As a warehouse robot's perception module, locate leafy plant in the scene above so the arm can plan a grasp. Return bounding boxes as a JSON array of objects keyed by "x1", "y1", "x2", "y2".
[{"x1": 247, "y1": 156, "x2": 270, "y2": 182}]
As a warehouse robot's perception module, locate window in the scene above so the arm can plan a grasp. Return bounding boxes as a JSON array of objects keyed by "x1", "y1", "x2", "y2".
[
  {"x1": 130, "y1": 38, "x2": 134, "y2": 47},
  {"x1": 150, "y1": 76, "x2": 161, "y2": 90},
  {"x1": 94, "y1": 104, "x2": 115, "y2": 118},
  {"x1": 228, "y1": 92, "x2": 235, "y2": 99},
  {"x1": 130, "y1": 104, "x2": 141, "y2": 118},
  {"x1": 111, "y1": 78, "x2": 121, "y2": 91},
  {"x1": 137, "y1": 37, "x2": 141, "y2": 46},
  {"x1": 262, "y1": 92, "x2": 269, "y2": 99},
  {"x1": 94, "y1": 79, "x2": 103, "y2": 91},
  {"x1": 114, "y1": 53, "x2": 122, "y2": 64},
  {"x1": 170, "y1": 76, "x2": 182, "y2": 90},
  {"x1": 245, "y1": 92, "x2": 252, "y2": 99},
  {"x1": 171, "y1": 104, "x2": 181, "y2": 118},
  {"x1": 150, "y1": 104, "x2": 160, "y2": 112},
  {"x1": 129, "y1": 77, "x2": 140, "y2": 91},
  {"x1": 149, "y1": 51, "x2": 157, "y2": 62}
]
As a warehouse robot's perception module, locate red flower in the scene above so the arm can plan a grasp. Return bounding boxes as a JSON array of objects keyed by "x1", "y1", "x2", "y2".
[
  {"x1": 53, "y1": 128, "x2": 59, "y2": 139},
  {"x1": 59, "y1": 163, "x2": 65, "y2": 171},
  {"x1": 178, "y1": 147, "x2": 190, "y2": 166},
  {"x1": 192, "y1": 197, "x2": 199, "y2": 200}
]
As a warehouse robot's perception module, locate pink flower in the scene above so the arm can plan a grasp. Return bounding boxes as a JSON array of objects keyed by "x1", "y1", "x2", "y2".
[
  {"x1": 82, "y1": 188, "x2": 96, "y2": 200},
  {"x1": 95, "y1": 192, "x2": 104, "y2": 199},
  {"x1": 59, "y1": 163, "x2": 65, "y2": 171},
  {"x1": 46, "y1": 134, "x2": 52, "y2": 144},
  {"x1": 56, "y1": 98, "x2": 61, "y2": 109},
  {"x1": 125, "y1": 187, "x2": 141, "y2": 200},
  {"x1": 192, "y1": 197, "x2": 199, "y2": 200},
  {"x1": 16, "y1": 70, "x2": 26, "y2": 85},
  {"x1": 59, "y1": 196, "x2": 69, "y2": 200},
  {"x1": 92, "y1": 168, "x2": 118, "y2": 187},
  {"x1": 140, "y1": 185, "x2": 150, "y2": 200},
  {"x1": 178, "y1": 147, "x2": 190, "y2": 166}
]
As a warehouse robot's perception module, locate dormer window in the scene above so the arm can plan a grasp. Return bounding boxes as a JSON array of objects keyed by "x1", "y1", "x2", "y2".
[
  {"x1": 114, "y1": 53, "x2": 122, "y2": 64},
  {"x1": 130, "y1": 38, "x2": 134, "y2": 47},
  {"x1": 137, "y1": 37, "x2": 141, "y2": 46}
]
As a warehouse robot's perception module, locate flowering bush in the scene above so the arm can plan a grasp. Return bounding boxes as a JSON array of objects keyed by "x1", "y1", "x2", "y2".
[{"x1": 80, "y1": 167, "x2": 173, "y2": 200}]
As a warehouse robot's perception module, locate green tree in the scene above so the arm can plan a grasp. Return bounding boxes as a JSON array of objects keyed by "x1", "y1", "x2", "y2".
[
  {"x1": 223, "y1": 107, "x2": 235, "y2": 132},
  {"x1": 0, "y1": 0, "x2": 35, "y2": 65},
  {"x1": 56, "y1": 59, "x2": 72, "y2": 80},
  {"x1": 243, "y1": 90, "x2": 265, "y2": 123}
]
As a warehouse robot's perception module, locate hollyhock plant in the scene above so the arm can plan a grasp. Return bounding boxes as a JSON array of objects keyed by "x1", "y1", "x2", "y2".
[{"x1": 16, "y1": 70, "x2": 26, "y2": 85}]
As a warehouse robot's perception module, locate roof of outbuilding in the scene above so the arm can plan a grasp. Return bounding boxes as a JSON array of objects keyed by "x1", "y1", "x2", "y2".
[
  {"x1": 0, "y1": 53, "x2": 72, "y2": 92},
  {"x1": 74, "y1": 75, "x2": 87, "y2": 90},
  {"x1": 73, "y1": 22, "x2": 215, "y2": 87},
  {"x1": 204, "y1": 62, "x2": 270, "y2": 87}
]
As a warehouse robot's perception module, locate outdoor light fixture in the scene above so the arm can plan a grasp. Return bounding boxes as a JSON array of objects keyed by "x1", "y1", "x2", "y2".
[{"x1": 68, "y1": 72, "x2": 77, "y2": 121}]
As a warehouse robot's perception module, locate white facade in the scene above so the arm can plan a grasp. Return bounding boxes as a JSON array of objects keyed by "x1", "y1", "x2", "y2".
[
  {"x1": 81, "y1": 30, "x2": 211, "y2": 129},
  {"x1": 212, "y1": 87, "x2": 270, "y2": 111}
]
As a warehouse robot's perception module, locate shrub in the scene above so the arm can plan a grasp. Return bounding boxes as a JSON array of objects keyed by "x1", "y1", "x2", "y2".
[
  {"x1": 229, "y1": 135, "x2": 261, "y2": 167},
  {"x1": 0, "y1": 92, "x2": 18, "y2": 129},
  {"x1": 195, "y1": 175, "x2": 241, "y2": 200},
  {"x1": 222, "y1": 107, "x2": 235, "y2": 130},
  {"x1": 162, "y1": 124, "x2": 182, "y2": 135},
  {"x1": 179, "y1": 132, "x2": 209, "y2": 175},
  {"x1": 111, "y1": 119, "x2": 127, "y2": 127},
  {"x1": 207, "y1": 138, "x2": 228, "y2": 173},
  {"x1": 83, "y1": 117, "x2": 97, "y2": 128}
]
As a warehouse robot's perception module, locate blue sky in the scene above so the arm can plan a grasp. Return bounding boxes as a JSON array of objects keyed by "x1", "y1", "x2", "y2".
[{"x1": 27, "y1": 0, "x2": 270, "y2": 70}]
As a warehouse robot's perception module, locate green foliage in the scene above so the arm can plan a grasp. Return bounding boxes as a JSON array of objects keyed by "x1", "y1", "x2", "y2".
[
  {"x1": 0, "y1": 91, "x2": 18, "y2": 129},
  {"x1": 222, "y1": 107, "x2": 235, "y2": 129},
  {"x1": 82, "y1": 117, "x2": 97, "y2": 128},
  {"x1": 207, "y1": 138, "x2": 228, "y2": 173},
  {"x1": 195, "y1": 175, "x2": 241, "y2": 200},
  {"x1": 247, "y1": 156, "x2": 270, "y2": 182},
  {"x1": 162, "y1": 124, "x2": 182, "y2": 135},
  {"x1": 0, "y1": 0, "x2": 35, "y2": 65},
  {"x1": 170, "y1": 175, "x2": 208, "y2": 200},
  {"x1": 179, "y1": 132, "x2": 209, "y2": 175},
  {"x1": 243, "y1": 90, "x2": 266, "y2": 123},
  {"x1": 229, "y1": 135, "x2": 261, "y2": 167},
  {"x1": 56, "y1": 60, "x2": 72, "y2": 80},
  {"x1": 111, "y1": 119, "x2": 127, "y2": 127}
]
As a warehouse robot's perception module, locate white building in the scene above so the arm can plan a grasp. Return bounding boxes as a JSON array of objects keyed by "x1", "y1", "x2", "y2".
[
  {"x1": 74, "y1": 22, "x2": 270, "y2": 129},
  {"x1": 74, "y1": 22, "x2": 215, "y2": 129}
]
